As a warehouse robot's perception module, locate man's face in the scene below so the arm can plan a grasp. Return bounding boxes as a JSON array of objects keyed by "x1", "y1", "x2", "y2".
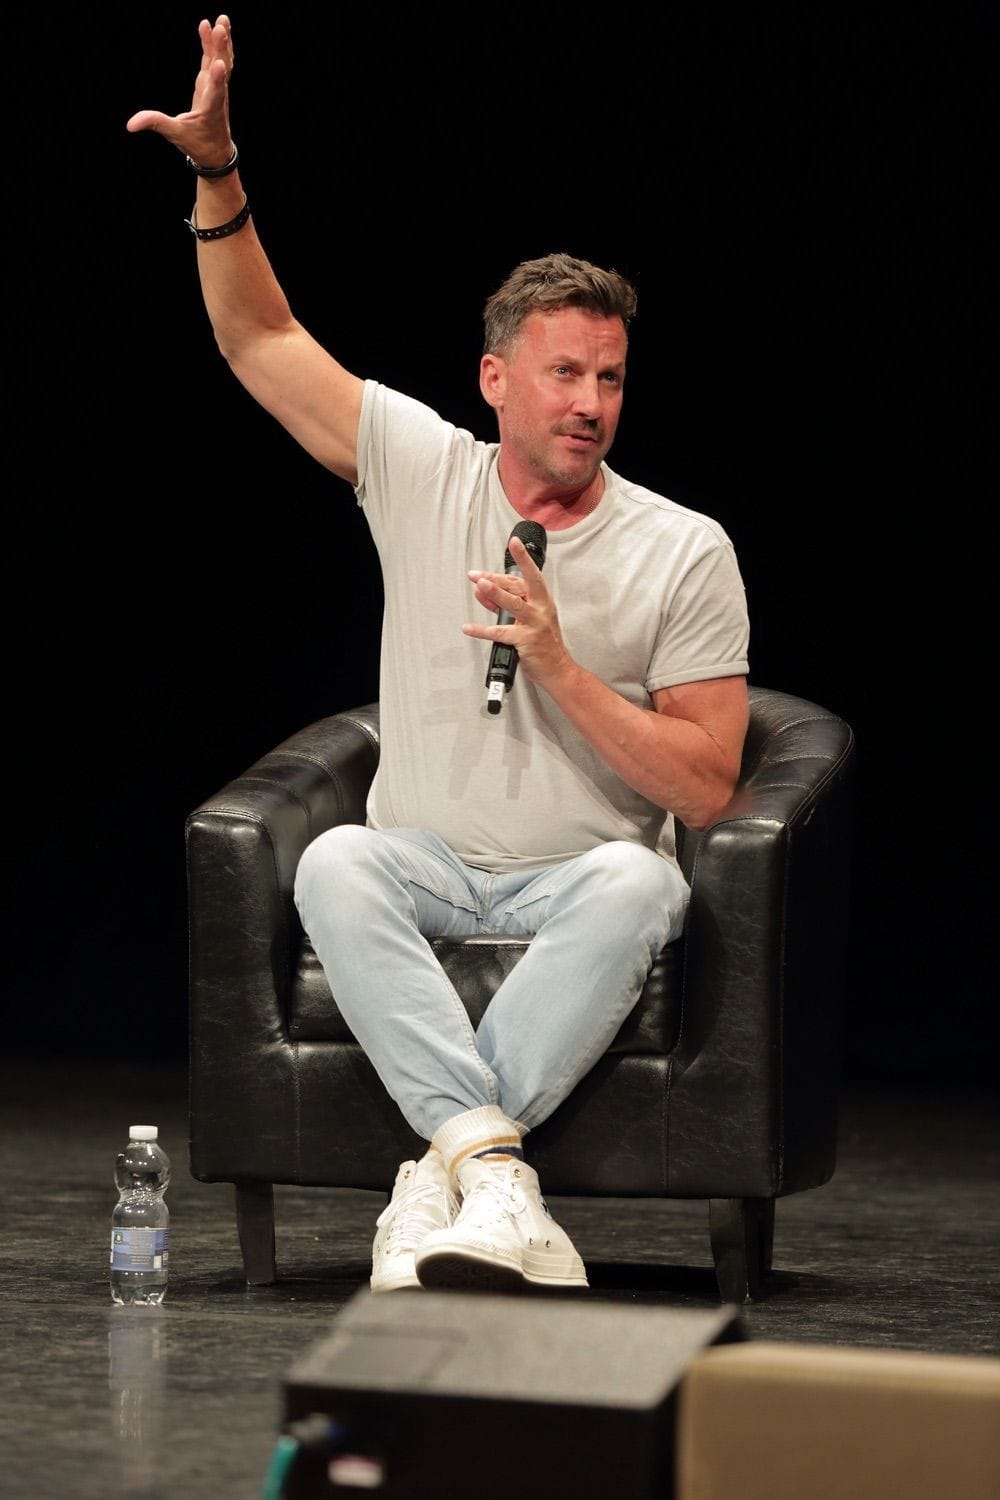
[{"x1": 483, "y1": 307, "x2": 627, "y2": 494}]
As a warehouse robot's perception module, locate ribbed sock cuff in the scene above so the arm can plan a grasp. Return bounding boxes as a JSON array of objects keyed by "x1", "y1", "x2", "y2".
[{"x1": 431, "y1": 1105, "x2": 526, "y2": 1180}]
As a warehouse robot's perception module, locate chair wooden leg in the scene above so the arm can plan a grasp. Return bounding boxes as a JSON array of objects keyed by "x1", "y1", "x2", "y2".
[
  {"x1": 234, "y1": 1181, "x2": 277, "y2": 1285},
  {"x1": 709, "y1": 1197, "x2": 775, "y2": 1303}
]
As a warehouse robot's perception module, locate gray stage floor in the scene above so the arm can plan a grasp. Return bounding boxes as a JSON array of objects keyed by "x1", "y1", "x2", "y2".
[{"x1": 1, "y1": 1061, "x2": 997, "y2": 1498}]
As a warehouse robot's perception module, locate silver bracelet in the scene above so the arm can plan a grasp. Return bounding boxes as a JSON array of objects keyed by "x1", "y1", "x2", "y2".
[{"x1": 185, "y1": 143, "x2": 239, "y2": 178}]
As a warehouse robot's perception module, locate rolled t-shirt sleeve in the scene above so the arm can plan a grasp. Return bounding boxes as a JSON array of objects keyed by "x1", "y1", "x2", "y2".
[
  {"x1": 645, "y1": 537, "x2": 750, "y2": 693},
  {"x1": 355, "y1": 380, "x2": 481, "y2": 537}
]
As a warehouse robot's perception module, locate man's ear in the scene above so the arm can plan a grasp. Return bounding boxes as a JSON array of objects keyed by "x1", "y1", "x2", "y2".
[{"x1": 479, "y1": 352, "x2": 506, "y2": 410}]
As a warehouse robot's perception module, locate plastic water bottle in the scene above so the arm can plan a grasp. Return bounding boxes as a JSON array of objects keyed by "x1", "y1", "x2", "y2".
[{"x1": 110, "y1": 1125, "x2": 170, "y2": 1305}]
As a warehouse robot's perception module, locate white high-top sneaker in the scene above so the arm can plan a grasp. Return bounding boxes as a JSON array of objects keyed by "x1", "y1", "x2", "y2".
[
  {"x1": 414, "y1": 1157, "x2": 588, "y2": 1291},
  {"x1": 371, "y1": 1154, "x2": 460, "y2": 1292}
]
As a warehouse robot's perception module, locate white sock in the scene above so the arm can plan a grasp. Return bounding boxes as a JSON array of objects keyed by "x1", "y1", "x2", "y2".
[{"x1": 430, "y1": 1105, "x2": 527, "y2": 1181}]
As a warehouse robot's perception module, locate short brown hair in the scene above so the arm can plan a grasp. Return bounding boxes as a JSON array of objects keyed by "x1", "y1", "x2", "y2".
[{"x1": 483, "y1": 252, "x2": 637, "y2": 357}]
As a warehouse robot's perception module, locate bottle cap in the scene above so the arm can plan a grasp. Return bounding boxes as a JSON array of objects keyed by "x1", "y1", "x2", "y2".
[{"x1": 129, "y1": 1125, "x2": 159, "y2": 1139}]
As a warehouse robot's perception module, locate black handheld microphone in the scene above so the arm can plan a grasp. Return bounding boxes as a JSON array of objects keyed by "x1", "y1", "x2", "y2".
[{"x1": 485, "y1": 520, "x2": 548, "y2": 715}]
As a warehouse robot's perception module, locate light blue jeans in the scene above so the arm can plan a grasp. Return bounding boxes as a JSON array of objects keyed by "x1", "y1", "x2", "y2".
[{"x1": 293, "y1": 825, "x2": 689, "y2": 1140}]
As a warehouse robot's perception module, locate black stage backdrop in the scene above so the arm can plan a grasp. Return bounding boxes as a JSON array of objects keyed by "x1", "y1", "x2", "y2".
[{"x1": 9, "y1": 8, "x2": 995, "y2": 1086}]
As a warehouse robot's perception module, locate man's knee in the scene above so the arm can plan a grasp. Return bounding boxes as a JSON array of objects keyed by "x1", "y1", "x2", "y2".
[
  {"x1": 582, "y1": 841, "x2": 688, "y2": 938},
  {"x1": 585, "y1": 840, "x2": 676, "y2": 892},
  {"x1": 294, "y1": 823, "x2": 377, "y2": 909}
]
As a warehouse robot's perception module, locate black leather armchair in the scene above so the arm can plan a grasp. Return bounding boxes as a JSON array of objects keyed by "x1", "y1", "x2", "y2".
[{"x1": 186, "y1": 685, "x2": 855, "y2": 1302}]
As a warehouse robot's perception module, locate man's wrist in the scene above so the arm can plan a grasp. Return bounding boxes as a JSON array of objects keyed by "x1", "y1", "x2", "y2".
[{"x1": 185, "y1": 142, "x2": 239, "y2": 178}]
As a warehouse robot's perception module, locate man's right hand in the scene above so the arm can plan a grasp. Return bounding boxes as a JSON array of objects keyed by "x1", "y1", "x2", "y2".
[{"x1": 126, "y1": 14, "x2": 235, "y2": 170}]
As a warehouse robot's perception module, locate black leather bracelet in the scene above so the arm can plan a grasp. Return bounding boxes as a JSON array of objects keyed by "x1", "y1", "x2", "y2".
[
  {"x1": 184, "y1": 195, "x2": 251, "y2": 242},
  {"x1": 185, "y1": 142, "x2": 239, "y2": 178}
]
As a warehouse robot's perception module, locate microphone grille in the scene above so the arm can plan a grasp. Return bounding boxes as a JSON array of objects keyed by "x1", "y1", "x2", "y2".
[{"x1": 505, "y1": 520, "x2": 548, "y2": 570}]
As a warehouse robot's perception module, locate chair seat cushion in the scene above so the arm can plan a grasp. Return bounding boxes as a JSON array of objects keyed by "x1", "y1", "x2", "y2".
[{"x1": 289, "y1": 935, "x2": 684, "y2": 1056}]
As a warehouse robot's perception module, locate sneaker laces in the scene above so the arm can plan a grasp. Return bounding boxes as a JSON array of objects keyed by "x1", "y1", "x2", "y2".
[
  {"x1": 455, "y1": 1173, "x2": 524, "y2": 1231},
  {"x1": 376, "y1": 1182, "x2": 454, "y2": 1254}
]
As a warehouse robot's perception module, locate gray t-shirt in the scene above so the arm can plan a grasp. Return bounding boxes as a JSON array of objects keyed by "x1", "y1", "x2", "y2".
[{"x1": 355, "y1": 380, "x2": 749, "y2": 873}]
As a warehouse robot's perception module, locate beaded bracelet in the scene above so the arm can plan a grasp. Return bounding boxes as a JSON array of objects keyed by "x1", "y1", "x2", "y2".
[
  {"x1": 184, "y1": 195, "x2": 251, "y2": 242},
  {"x1": 185, "y1": 142, "x2": 239, "y2": 178}
]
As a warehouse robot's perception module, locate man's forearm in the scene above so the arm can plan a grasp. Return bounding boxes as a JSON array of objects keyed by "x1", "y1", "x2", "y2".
[
  {"x1": 192, "y1": 172, "x2": 296, "y2": 361},
  {"x1": 541, "y1": 661, "x2": 743, "y2": 829}
]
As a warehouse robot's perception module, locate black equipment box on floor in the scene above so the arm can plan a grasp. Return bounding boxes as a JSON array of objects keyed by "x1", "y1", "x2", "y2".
[{"x1": 280, "y1": 1288, "x2": 746, "y2": 1499}]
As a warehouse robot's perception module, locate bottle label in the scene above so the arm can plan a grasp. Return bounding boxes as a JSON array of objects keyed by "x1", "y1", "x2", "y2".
[{"x1": 110, "y1": 1228, "x2": 169, "y2": 1271}]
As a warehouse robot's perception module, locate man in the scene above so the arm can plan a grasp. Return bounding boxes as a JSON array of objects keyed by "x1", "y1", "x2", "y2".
[{"x1": 128, "y1": 15, "x2": 750, "y2": 1295}]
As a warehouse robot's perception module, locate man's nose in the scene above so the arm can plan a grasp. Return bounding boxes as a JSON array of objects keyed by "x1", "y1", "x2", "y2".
[{"x1": 571, "y1": 377, "x2": 602, "y2": 419}]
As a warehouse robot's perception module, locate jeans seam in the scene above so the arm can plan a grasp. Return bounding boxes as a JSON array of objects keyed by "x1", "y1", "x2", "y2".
[{"x1": 404, "y1": 877, "x2": 478, "y2": 920}]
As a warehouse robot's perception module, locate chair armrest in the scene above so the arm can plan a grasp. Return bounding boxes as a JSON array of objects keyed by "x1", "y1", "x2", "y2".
[
  {"x1": 186, "y1": 706, "x2": 379, "y2": 1177},
  {"x1": 187, "y1": 705, "x2": 379, "y2": 999},
  {"x1": 668, "y1": 687, "x2": 857, "y2": 1195}
]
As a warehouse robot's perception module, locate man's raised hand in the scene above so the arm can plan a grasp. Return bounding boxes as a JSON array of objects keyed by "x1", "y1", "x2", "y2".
[{"x1": 126, "y1": 15, "x2": 235, "y2": 168}]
